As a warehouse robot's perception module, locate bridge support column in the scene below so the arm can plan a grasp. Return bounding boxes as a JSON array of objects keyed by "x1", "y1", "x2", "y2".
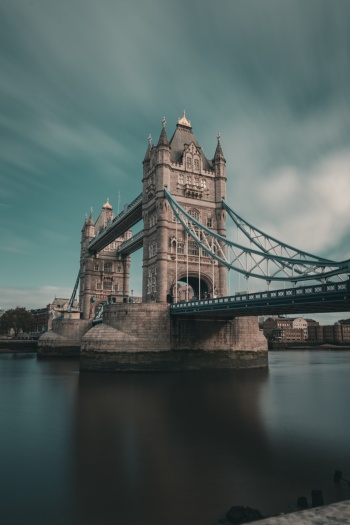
[
  {"x1": 80, "y1": 304, "x2": 268, "y2": 372},
  {"x1": 38, "y1": 319, "x2": 92, "y2": 357}
]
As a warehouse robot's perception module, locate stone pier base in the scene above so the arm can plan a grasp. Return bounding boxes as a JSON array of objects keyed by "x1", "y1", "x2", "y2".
[
  {"x1": 38, "y1": 319, "x2": 92, "y2": 357},
  {"x1": 80, "y1": 303, "x2": 268, "y2": 372}
]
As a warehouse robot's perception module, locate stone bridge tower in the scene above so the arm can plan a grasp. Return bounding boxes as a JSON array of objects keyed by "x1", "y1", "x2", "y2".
[
  {"x1": 79, "y1": 200, "x2": 131, "y2": 319},
  {"x1": 142, "y1": 113, "x2": 227, "y2": 304}
]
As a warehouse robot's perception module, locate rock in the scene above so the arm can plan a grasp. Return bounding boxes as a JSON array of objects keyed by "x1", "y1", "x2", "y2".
[{"x1": 226, "y1": 505, "x2": 264, "y2": 524}]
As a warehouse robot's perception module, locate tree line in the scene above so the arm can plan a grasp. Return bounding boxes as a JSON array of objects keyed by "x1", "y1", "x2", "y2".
[{"x1": 0, "y1": 307, "x2": 36, "y2": 337}]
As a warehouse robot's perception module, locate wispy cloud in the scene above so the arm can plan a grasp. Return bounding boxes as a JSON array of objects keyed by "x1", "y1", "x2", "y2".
[
  {"x1": 0, "y1": 0, "x2": 349, "y2": 319},
  {"x1": 0, "y1": 286, "x2": 73, "y2": 310}
]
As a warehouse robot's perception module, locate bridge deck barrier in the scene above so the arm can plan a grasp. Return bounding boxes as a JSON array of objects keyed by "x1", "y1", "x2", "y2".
[{"x1": 170, "y1": 281, "x2": 350, "y2": 316}]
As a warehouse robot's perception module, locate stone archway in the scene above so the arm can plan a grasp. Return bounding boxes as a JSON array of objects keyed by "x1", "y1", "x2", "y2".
[{"x1": 172, "y1": 274, "x2": 212, "y2": 302}]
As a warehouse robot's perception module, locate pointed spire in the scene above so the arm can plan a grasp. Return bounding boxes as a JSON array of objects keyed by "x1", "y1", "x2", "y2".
[
  {"x1": 157, "y1": 116, "x2": 169, "y2": 147},
  {"x1": 213, "y1": 132, "x2": 225, "y2": 163},
  {"x1": 177, "y1": 110, "x2": 191, "y2": 128},
  {"x1": 143, "y1": 134, "x2": 152, "y2": 163},
  {"x1": 102, "y1": 198, "x2": 112, "y2": 210},
  {"x1": 87, "y1": 207, "x2": 94, "y2": 225}
]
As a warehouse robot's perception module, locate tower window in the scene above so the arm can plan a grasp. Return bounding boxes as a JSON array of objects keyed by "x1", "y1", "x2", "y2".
[
  {"x1": 149, "y1": 241, "x2": 157, "y2": 257},
  {"x1": 149, "y1": 213, "x2": 157, "y2": 227},
  {"x1": 186, "y1": 157, "x2": 192, "y2": 169},
  {"x1": 96, "y1": 282, "x2": 102, "y2": 290},
  {"x1": 104, "y1": 262, "x2": 112, "y2": 272},
  {"x1": 104, "y1": 281, "x2": 112, "y2": 291},
  {"x1": 177, "y1": 242, "x2": 184, "y2": 255},
  {"x1": 147, "y1": 267, "x2": 157, "y2": 294},
  {"x1": 188, "y1": 239, "x2": 199, "y2": 256},
  {"x1": 94, "y1": 264, "x2": 99, "y2": 271},
  {"x1": 194, "y1": 158, "x2": 199, "y2": 171},
  {"x1": 206, "y1": 217, "x2": 212, "y2": 228},
  {"x1": 188, "y1": 209, "x2": 200, "y2": 221},
  {"x1": 178, "y1": 173, "x2": 184, "y2": 184}
]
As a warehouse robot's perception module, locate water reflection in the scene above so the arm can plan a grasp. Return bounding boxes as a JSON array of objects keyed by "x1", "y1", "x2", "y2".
[
  {"x1": 73, "y1": 369, "x2": 270, "y2": 525},
  {"x1": 0, "y1": 352, "x2": 349, "y2": 525}
]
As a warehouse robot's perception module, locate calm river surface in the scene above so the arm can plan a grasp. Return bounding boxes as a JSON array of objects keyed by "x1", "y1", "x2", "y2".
[{"x1": 0, "y1": 350, "x2": 349, "y2": 525}]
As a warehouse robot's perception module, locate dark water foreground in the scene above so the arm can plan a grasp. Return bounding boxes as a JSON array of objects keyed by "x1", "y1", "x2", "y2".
[{"x1": 0, "y1": 350, "x2": 349, "y2": 525}]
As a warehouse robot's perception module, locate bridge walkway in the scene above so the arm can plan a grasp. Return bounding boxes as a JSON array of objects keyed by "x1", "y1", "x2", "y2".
[{"x1": 88, "y1": 193, "x2": 142, "y2": 253}]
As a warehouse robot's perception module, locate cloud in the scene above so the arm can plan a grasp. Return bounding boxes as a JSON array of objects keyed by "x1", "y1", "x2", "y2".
[
  {"x1": 0, "y1": 0, "x2": 349, "y2": 324},
  {"x1": 255, "y1": 149, "x2": 350, "y2": 256},
  {"x1": 0, "y1": 285, "x2": 74, "y2": 310}
]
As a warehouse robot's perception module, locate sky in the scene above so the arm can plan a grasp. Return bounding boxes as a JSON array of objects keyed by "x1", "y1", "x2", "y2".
[{"x1": 1, "y1": 0, "x2": 349, "y2": 323}]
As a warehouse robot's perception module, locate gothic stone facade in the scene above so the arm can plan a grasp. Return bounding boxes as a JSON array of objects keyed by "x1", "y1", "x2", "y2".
[
  {"x1": 79, "y1": 201, "x2": 131, "y2": 320},
  {"x1": 142, "y1": 113, "x2": 227, "y2": 304}
]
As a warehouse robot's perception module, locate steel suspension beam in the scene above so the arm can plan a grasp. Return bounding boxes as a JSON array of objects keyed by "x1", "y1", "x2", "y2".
[{"x1": 164, "y1": 188, "x2": 350, "y2": 283}]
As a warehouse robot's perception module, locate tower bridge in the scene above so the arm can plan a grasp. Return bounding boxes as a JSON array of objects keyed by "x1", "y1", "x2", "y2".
[{"x1": 39, "y1": 112, "x2": 350, "y2": 369}]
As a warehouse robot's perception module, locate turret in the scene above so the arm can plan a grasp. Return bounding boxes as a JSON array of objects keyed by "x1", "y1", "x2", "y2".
[
  {"x1": 213, "y1": 133, "x2": 227, "y2": 201},
  {"x1": 213, "y1": 133, "x2": 227, "y2": 295},
  {"x1": 143, "y1": 134, "x2": 152, "y2": 179},
  {"x1": 94, "y1": 199, "x2": 114, "y2": 232},
  {"x1": 156, "y1": 118, "x2": 171, "y2": 184},
  {"x1": 81, "y1": 208, "x2": 95, "y2": 244},
  {"x1": 157, "y1": 117, "x2": 170, "y2": 148}
]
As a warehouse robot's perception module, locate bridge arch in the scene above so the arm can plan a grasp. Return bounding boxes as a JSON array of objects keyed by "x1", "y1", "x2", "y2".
[{"x1": 170, "y1": 273, "x2": 213, "y2": 303}]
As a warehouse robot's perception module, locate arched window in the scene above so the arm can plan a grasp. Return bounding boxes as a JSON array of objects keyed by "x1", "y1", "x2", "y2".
[{"x1": 188, "y1": 209, "x2": 200, "y2": 221}]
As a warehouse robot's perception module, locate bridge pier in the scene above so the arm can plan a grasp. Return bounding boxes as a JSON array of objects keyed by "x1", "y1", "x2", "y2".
[
  {"x1": 80, "y1": 303, "x2": 268, "y2": 372},
  {"x1": 38, "y1": 318, "x2": 92, "y2": 357}
]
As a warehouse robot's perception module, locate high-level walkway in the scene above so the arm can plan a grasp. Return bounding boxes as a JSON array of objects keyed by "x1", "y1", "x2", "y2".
[{"x1": 88, "y1": 193, "x2": 142, "y2": 253}]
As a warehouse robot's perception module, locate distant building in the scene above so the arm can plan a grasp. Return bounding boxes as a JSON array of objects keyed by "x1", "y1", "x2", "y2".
[
  {"x1": 264, "y1": 315, "x2": 350, "y2": 345},
  {"x1": 263, "y1": 316, "x2": 319, "y2": 343},
  {"x1": 31, "y1": 298, "x2": 80, "y2": 333}
]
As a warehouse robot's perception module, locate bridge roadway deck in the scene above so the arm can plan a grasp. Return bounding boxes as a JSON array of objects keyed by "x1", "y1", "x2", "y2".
[
  {"x1": 170, "y1": 281, "x2": 350, "y2": 317},
  {"x1": 88, "y1": 193, "x2": 142, "y2": 253}
]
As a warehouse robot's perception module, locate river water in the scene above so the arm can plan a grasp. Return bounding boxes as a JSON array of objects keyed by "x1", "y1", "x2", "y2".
[{"x1": 0, "y1": 350, "x2": 349, "y2": 525}]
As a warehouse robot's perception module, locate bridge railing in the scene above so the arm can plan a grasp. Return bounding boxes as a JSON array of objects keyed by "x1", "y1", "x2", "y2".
[{"x1": 170, "y1": 280, "x2": 349, "y2": 311}]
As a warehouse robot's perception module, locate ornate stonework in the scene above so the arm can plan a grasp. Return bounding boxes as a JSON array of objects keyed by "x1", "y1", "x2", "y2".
[{"x1": 142, "y1": 115, "x2": 227, "y2": 303}]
